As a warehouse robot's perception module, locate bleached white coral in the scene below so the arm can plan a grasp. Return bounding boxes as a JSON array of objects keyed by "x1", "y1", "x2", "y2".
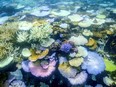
[
  {"x1": 0, "y1": 54, "x2": 14, "y2": 68},
  {"x1": 18, "y1": 21, "x2": 33, "y2": 30},
  {"x1": 69, "y1": 35, "x2": 88, "y2": 45},
  {"x1": 76, "y1": 46, "x2": 88, "y2": 57},
  {"x1": 40, "y1": 37, "x2": 55, "y2": 47},
  {"x1": 29, "y1": 23, "x2": 53, "y2": 41},
  {"x1": 16, "y1": 31, "x2": 29, "y2": 42},
  {"x1": 82, "y1": 29, "x2": 93, "y2": 36}
]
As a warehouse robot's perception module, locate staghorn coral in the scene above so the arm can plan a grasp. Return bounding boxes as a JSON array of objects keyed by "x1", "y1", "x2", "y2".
[
  {"x1": 29, "y1": 23, "x2": 53, "y2": 41},
  {"x1": 0, "y1": 22, "x2": 17, "y2": 59},
  {"x1": 0, "y1": 23, "x2": 18, "y2": 41},
  {"x1": 0, "y1": 22, "x2": 18, "y2": 68},
  {"x1": 16, "y1": 31, "x2": 29, "y2": 42},
  {"x1": 0, "y1": 41, "x2": 13, "y2": 60}
]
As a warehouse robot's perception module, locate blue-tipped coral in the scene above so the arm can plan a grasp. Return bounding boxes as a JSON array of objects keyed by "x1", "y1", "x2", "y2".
[
  {"x1": 60, "y1": 42, "x2": 72, "y2": 53},
  {"x1": 81, "y1": 51, "x2": 105, "y2": 75}
]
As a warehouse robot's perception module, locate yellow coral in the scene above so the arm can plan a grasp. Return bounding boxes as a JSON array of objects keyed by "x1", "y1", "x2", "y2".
[
  {"x1": 106, "y1": 30, "x2": 113, "y2": 35},
  {"x1": 58, "y1": 62, "x2": 72, "y2": 75},
  {"x1": 93, "y1": 32, "x2": 103, "y2": 38},
  {"x1": 86, "y1": 38, "x2": 95, "y2": 46},
  {"x1": 69, "y1": 57, "x2": 83, "y2": 67},
  {"x1": 29, "y1": 49, "x2": 49, "y2": 61},
  {"x1": 86, "y1": 38, "x2": 97, "y2": 50}
]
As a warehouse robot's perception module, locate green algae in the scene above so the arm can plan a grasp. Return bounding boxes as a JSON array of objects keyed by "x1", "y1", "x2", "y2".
[{"x1": 104, "y1": 58, "x2": 116, "y2": 72}]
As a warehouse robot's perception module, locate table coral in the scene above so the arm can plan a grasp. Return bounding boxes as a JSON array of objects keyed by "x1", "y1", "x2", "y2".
[{"x1": 82, "y1": 51, "x2": 105, "y2": 75}]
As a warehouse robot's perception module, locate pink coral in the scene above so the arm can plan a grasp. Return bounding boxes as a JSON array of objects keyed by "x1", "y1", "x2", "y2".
[{"x1": 28, "y1": 60, "x2": 56, "y2": 77}]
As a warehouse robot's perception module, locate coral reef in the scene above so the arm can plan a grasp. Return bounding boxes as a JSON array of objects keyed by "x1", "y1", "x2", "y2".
[{"x1": 0, "y1": 0, "x2": 116, "y2": 86}]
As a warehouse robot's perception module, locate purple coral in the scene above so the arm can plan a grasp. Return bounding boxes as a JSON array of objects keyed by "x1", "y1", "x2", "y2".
[
  {"x1": 81, "y1": 51, "x2": 105, "y2": 75},
  {"x1": 67, "y1": 71, "x2": 88, "y2": 85},
  {"x1": 60, "y1": 42, "x2": 72, "y2": 53},
  {"x1": 22, "y1": 60, "x2": 30, "y2": 72},
  {"x1": 9, "y1": 80, "x2": 26, "y2": 87},
  {"x1": 28, "y1": 59, "x2": 57, "y2": 77}
]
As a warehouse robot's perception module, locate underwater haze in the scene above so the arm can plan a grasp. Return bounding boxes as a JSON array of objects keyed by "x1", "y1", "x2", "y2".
[{"x1": 0, "y1": 0, "x2": 116, "y2": 87}]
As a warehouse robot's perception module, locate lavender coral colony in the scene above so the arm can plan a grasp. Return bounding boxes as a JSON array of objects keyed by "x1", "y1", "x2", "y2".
[{"x1": 0, "y1": 0, "x2": 116, "y2": 87}]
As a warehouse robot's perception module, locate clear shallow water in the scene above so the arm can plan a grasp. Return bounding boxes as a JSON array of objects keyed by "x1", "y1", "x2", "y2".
[{"x1": 0, "y1": 0, "x2": 116, "y2": 87}]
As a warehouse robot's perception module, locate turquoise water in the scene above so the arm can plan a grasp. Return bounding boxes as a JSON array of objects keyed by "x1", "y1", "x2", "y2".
[{"x1": 0, "y1": 0, "x2": 116, "y2": 87}]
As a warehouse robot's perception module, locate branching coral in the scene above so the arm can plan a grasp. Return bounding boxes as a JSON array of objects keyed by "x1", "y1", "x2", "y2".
[
  {"x1": 0, "y1": 23, "x2": 18, "y2": 41},
  {"x1": 16, "y1": 22, "x2": 53, "y2": 43},
  {"x1": 0, "y1": 41, "x2": 13, "y2": 59},
  {"x1": 29, "y1": 23, "x2": 53, "y2": 41},
  {"x1": 0, "y1": 22, "x2": 18, "y2": 68},
  {"x1": 0, "y1": 22, "x2": 17, "y2": 59},
  {"x1": 16, "y1": 31, "x2": 29, "y2": 42}
]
